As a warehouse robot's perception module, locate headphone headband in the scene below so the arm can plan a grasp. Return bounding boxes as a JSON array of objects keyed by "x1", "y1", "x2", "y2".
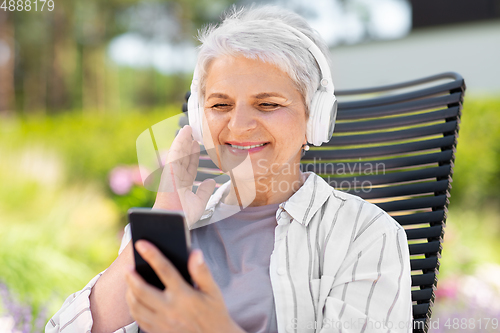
[{"x1": 282, "y1": 24, "x2": 335, "y2": 94}]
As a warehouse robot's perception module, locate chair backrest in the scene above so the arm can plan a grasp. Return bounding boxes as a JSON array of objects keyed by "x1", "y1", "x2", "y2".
[{"x1": 181, "y1": 72, "x2": 466, "y2": 333}]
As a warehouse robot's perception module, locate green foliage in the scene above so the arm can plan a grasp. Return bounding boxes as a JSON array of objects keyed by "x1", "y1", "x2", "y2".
[
  {"x1": 439, "y1": 207, "x2": 500, "y2": 279},
  {"x1": 451, "y1": 98, "x2": 500, "y2": 207},
  {"x1": 113, "y1": 67, "x2": 192, "y2": 110},
  {"x1": 0, "y1": 106, "x2": 182, "y2": 320},
  {"x1": 0, "y1": 161, "x2": 119, "y2": 317},
  {"x1": 2, "y1": 106, "x2": 181, "y2": 184}
]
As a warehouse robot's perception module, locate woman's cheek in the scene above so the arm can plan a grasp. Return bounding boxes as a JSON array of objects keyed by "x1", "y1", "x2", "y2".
[
  {"x1": 201, "y1": 111, "x2": 223, "y2": 169},
  {"x1": 201, "y1": 111, "x2": 218, "y2": 150}
]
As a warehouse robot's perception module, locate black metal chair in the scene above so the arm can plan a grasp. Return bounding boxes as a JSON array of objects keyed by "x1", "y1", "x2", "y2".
[{"x1": 181, "y1": 72, "x2": 466, "y2": 333}]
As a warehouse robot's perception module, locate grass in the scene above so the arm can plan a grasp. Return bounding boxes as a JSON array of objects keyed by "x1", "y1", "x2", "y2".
[{"x1": 0, "y1": 144, "x2": 121, "y2": 319}]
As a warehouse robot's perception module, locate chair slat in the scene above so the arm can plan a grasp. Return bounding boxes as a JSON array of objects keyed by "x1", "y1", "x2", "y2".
[
  {"x1": 409, "y1": 241, "x2": 442, "y2": 256},
  {"x1": 395, "y1": 211, "x2": 445, "y2": 226},
  {"x1": 412, "y1": 288, "x2": 434, "y2": 302},
  {"x1": 337, "y1": 72, "x2": 463, "y2": 95},
  {"x1": 199, "y1": 158, "x2": 220, "y2": 169},
  {"x1": 195, "y1": 172, "x2": 230, "y2": 183},
  {"x1": 405, "y1": 225, "x2": 444, "y2": 240},
  {"x1": 347, "y1": 180, "x2": 450, "y2": 200},
  {"x1": 302, "y1": 151, "x2": 453, "y2": 173},
  {"x1": 329, "y1": 121, "x2": 458, "y2": 147},
  {"x1": 336, "y1": 92, "x2": 462, "y2": 120},
  {"x1": 339, "y1": 80, "x2": 464, "y2": 110},
  {"x1": 305, "y1": 135, "x2": 456, "y2": 159},
  {"x1": 179, "y1": 114, "x2": 189, "y2": 127},
  {"x1": 333, "y1": 107, "x2": 459, "y2": 134},
  {"x1": 413, "y1": 303, "x2": 431, "y2": 317},
  {"x1": 411, "y1": 257, "x2": 439, "y2": 271},
  {"x1": 324, "y1": 165, "x2": 451, "y2": 187},
  {"x1": 376, "y1": 195, "x2": 448, "y2": 212},
  {"x1": 411, "y1": 272, "x2": 437, "y2": 287}
]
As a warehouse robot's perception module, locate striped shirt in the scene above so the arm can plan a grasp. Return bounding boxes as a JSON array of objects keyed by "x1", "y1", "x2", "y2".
[{"x1": 46, "y1": 171, "x2": 412, "y2": 333}]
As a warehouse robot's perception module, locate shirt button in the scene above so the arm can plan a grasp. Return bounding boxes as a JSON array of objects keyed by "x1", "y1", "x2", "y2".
[{"x1": 277, "y1": 267, "x2": 287, "y2": 275}]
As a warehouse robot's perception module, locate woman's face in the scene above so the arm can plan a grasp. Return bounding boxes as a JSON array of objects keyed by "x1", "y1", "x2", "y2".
[{"x1": 202, "y1": 55, "x2": 307, "y2": 183}]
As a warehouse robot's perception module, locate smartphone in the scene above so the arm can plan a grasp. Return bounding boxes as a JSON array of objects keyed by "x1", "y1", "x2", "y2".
[{"x1": 128, "y1": 208, "x2": 193, "y2": 290}]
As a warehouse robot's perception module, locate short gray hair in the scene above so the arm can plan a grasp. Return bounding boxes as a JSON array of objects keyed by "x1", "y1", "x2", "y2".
[{"x1": 195, "y1": 5, "x2": 332, "y2": 116}]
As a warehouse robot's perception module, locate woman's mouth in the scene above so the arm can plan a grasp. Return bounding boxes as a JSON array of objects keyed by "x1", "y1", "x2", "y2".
[{"x1": 224, "y1": 142, "x2": 269, "y2": 154}]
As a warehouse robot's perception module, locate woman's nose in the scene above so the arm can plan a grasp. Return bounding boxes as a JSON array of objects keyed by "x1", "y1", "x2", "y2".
[{"x1": 227, "y1": 103, "x2": 257, "y2": 134}]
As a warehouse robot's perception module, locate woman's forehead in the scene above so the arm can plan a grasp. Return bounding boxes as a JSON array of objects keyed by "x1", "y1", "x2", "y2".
[{"x1": 204, "y1": 55, "x2": 301, "y2": 98}]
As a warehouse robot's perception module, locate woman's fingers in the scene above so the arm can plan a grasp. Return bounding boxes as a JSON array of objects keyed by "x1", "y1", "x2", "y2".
[
  {"x1": 125, "y1": 284, "x2": 167, "y2": 333},
  {"x1": 168, "y1": 126, "x2": 193, "y2": 167},
  {"x1": 166, "y1": 125, "x2": 198, "y2": 190},
  {"x1": 195, "y1": 179, "x2": 216, "y2": 205},
  {"x1": 187, "y1": 249, "x2": 220, "y2": 296},
  {"x1": 187, "y1": 140, "x2": 200, "y2": 179},
  {"x1": 125, "y1": 266, "x2": 167, "y2": 313}
]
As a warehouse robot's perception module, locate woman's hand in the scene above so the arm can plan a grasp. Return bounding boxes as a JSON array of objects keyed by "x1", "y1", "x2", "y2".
[
  {"x1": 125, "y1": 240, "x2": 245, "y2": 333},
  {"x1": 153, "y1": 125, "x2": 215, "y2": 226}
]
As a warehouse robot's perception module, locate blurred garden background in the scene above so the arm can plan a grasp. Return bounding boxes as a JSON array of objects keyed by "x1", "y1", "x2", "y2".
[{"x1": 1, "y1": 0, "x2": 500, "y2": 332}]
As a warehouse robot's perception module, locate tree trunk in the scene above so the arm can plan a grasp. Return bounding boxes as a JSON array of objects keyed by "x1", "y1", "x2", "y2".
[
  {"x1": 47, "y1": 7, "x2": 71, "y2": 112},
  {"x1": 0, "y1": 11, "x2": 15, "y2": 113}
]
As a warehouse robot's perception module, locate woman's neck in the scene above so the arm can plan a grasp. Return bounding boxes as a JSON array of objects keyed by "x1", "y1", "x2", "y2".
[{"x1": 222, "y1": 169, "x2": 307, "y2": 207}]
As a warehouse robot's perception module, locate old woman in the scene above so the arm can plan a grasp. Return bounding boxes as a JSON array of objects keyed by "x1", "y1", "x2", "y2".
[{"x1": 47, "y1": 5, "x2": 412, "y2": 333}]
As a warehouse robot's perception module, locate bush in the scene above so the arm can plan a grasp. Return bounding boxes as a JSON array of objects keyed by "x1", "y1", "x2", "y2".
[
  {"x1": 451, "y1": 98, "x2": 500, "y2": 207},
  {"x1": 0, "y1": 106, "x2": 182, "y2": 324}
]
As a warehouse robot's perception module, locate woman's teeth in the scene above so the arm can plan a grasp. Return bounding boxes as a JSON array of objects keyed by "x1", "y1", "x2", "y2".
[{"x1": 229, "y1": 143, "x2": 267, "y2": 150}]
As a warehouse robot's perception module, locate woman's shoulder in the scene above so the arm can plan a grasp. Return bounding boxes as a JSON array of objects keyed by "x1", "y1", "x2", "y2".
[
  {"x1": 338, "y1": 189, "x2": 400, "y2": 226},
  {"x1": 312, "y1": 174, "x2": 404, "y2": 239}
]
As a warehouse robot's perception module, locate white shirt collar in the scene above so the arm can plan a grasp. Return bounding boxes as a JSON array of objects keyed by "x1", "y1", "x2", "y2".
[{"x1": 190, "y1": 172, "x2": 333, "y2": 229}]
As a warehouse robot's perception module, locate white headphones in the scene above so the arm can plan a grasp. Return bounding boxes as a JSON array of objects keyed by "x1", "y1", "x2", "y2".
[{"x1": 187, "y1": 24, "x2": 337, "y2": 147}]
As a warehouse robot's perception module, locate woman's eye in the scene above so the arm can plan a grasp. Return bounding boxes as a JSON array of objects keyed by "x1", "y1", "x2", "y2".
[
  {"x1": 259, "y1": 103, "x2": 280, "y2": 109},
  {"x1": 211, "y1": 103, "x2": 231, "y2": 109}
]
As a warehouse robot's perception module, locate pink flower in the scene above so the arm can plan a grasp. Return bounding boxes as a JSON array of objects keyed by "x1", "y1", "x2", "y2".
[
  {"x1": 435, "y1": 279, "x2": 458, "y2": 300},
  {"x1": 109, "y1": 166, "x2": 134, "y2": 195}
]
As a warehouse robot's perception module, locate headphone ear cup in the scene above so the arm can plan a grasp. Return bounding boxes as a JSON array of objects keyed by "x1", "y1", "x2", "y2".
[
  {"x1": 306, "y1": 92, "x2": 320, "y2": 146},
  {"x1": 187, "y1": 90, "x2": 204, "y2": 145},
  {"x1": 317, "y1": 92, "x2": 336, "y2": 143},
  {"x1": 307, "y1": 91, "x2": 336, "y2": 146}
]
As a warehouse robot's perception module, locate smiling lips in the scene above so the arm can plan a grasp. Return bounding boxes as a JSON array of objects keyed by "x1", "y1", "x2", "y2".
[{"x1": 225, "y1": 141, "x2": 269, "y2": 154}]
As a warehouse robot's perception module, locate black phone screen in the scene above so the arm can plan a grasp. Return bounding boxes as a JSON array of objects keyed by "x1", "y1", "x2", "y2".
[{"x1": 128, "y1": 208, "x2": 192, "y2": 289}]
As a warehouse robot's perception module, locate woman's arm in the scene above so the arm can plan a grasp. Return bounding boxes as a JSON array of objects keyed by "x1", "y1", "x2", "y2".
[{"x1": 89, "y1": 240, "x2": 135, "y2": 333}]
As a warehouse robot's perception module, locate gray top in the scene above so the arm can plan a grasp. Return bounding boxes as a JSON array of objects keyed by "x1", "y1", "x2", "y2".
[{"x1": 190, "y1": 201, "x2": 280, "y2": 333}]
